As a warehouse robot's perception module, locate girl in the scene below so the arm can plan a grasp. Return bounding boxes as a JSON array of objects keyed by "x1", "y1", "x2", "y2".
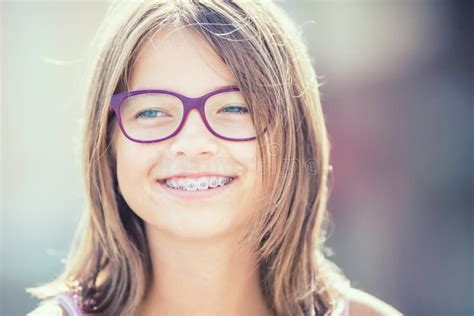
[{"x1": 27, "y1": 1, "x2": 401, "y2": 315}]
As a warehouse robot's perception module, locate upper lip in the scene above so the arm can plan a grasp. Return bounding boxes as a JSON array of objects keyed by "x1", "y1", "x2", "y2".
[{"x1": 157, "y1": 172, "x2": 238, "y2": 181}]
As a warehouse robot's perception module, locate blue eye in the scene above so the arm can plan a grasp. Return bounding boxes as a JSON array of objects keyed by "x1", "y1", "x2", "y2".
[
  {"x1": 136, "y1": 109, "x2": 168, "y2": 119},
  {"x1": 219, "y1": 105, "x2": 249, "y2": 115}
]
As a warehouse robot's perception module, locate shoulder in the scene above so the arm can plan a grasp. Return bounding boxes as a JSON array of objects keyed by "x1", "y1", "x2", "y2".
[
  {"x1": 27, "y1": 299, "x2": 67, "y2": 316},
  {"x1": 345, "y1": 287, "x2": 403, "y2": 316}
]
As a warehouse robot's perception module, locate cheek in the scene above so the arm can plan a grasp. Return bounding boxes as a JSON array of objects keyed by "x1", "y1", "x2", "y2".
[
  {"x1": 229, "y1": 142, "x2": 261, "y2": 196},
  {"x1": 242, "y1": 142, "x2": 266, "y2": 205},
  {"x1": 114, "y1": 136, "x2": 162, "y2": 212},
  {"x1": 115, "y1": 144, "x2": 143, "y2": 204},
  {"x1": 231, "y1": 142, "x2": 258, "y2": 173},
  {"x1": 243, "y1": 143, "x2": 260, "y2": 181}
]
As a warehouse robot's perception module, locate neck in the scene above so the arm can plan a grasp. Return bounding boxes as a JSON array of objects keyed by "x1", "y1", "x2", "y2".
[{"x1": 138, "y1": 224, "x2": 273, "y2": 316}]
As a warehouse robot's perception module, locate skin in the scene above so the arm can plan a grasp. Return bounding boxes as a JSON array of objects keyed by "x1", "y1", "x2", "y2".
[
  {"x1": 112, "y1": 27, "x2": 270, "y2": 316},
  {"x1": 347, "y1": 288, "x2": 403, "y2": 315}
]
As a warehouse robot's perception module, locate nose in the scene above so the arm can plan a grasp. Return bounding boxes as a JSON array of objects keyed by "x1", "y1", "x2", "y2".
[{"x1": 169, "y1": 109, "x2": 218, "y2": 157}]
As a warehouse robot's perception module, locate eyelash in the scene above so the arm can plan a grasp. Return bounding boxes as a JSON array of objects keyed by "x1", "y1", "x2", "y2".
[{"x1": 218, "y1": 106, "x2": 249, "y2": 115}]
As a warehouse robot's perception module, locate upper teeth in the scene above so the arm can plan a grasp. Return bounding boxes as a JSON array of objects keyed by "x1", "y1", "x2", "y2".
[{"x1": 164, "y1": 176, "x2": 233, "y2": 191}]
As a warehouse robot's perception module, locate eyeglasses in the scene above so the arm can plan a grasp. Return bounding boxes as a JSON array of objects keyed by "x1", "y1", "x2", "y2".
[{"x1": 109, "y1": 86, "x2": 264, "y2": 143}]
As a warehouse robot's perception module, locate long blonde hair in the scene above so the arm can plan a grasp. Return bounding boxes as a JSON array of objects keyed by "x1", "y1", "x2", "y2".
[{"x1": 28, "y1": 1, "x2": 351, "y2": 315}]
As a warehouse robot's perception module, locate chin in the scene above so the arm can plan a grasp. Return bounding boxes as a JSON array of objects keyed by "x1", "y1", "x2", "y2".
[{"x1": 144, "y1": 206, "x2": 247, "y2": 241}]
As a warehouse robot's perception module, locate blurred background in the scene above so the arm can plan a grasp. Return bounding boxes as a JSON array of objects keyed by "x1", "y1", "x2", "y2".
[{"x1": 1, "y1": 1, "x2": 472, "y2": 315}]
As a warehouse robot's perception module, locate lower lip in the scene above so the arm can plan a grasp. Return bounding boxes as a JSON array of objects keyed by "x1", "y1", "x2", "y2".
[{"x1": 157, "y1": 178, "x2": 238, "y2": 200}]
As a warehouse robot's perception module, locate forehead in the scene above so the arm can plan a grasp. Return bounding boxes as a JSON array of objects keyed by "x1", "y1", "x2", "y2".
[{"x1": 129, "y1": 27, "x2": 237, "y2": 97}]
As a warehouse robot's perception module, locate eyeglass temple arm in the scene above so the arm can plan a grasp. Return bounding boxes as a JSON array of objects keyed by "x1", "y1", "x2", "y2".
[{"x1": 109, "y1": 94, "x2": 121, "y2": 113}]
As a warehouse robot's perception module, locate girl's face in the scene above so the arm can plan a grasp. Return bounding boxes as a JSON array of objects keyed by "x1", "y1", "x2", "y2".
[{"x1": 113, "y1": 28, "x2": 261, "y2": 240}]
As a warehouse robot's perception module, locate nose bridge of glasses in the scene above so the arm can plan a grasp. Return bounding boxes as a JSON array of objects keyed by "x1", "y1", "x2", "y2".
[
  {"x1": 180, "y1": 95, "x2": 210, "y2": 132},
  {"x1": 181, "y1": 93, "x2": 209, "y2": 120}
]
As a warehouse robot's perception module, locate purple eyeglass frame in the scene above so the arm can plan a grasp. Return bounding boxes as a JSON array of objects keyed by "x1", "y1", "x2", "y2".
[{"x1": 109, "y1": 86, "x2": 261, "y2": 143}]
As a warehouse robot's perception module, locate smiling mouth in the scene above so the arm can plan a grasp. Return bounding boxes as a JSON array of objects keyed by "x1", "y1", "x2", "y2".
[{"x1": 158, "y1": 176, "x2": 237, "y2": 192}]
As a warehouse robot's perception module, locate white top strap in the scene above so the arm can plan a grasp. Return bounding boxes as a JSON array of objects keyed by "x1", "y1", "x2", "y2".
[{"x1": 56, "y1": 293, "x2": 83, "y2": 316}]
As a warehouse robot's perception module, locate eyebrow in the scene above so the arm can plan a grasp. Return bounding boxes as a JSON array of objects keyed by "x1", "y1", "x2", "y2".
[{"x1": 211, "y1": 83, "x2": 239, "y2": 90}]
